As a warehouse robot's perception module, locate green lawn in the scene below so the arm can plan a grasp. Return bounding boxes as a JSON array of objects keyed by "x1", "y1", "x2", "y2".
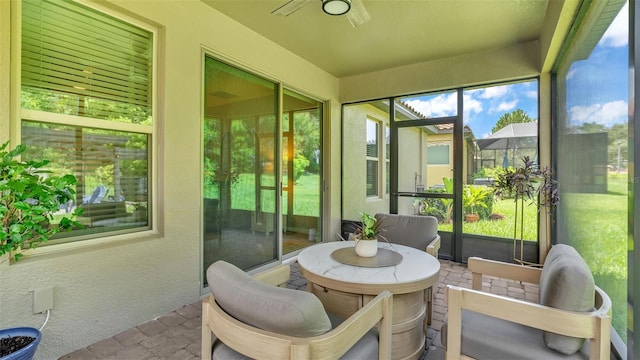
[
  {"x1": 437, "y1": 198, "x2": 539, "y2": 240},
  {"x1": 562, "y1": 174, "x2": 627, "y2": 341},
  {"x1": 206, "y1": 173, "x2": 321, "y2": 216}
]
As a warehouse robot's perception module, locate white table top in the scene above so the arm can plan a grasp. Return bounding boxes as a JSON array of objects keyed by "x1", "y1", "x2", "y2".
[{"x1": 297, "y1": 241, "x2": 440, "y2": 294}]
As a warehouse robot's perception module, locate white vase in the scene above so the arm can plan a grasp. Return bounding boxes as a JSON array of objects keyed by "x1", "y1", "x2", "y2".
[{"x1": 355, "y1": 238, "x2": 378, "y2": 257}]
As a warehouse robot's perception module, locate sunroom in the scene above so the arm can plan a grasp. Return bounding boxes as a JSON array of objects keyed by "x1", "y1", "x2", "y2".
[{"x1": 0, "y1": 0, "x2": 636, "y2": 359}]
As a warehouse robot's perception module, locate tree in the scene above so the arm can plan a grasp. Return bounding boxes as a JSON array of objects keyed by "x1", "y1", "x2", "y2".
[{"x1": 491, "y1": 109, "x2": 534, "y2": 133}]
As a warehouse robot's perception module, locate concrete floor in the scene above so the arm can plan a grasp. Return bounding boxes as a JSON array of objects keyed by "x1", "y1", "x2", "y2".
[{"x1": 59, "y1": 259, "x2": 539, "y2": 359}]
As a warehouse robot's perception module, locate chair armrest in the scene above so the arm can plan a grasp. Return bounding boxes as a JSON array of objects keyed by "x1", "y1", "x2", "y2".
[
  {"x1": 426, "y1": 234, "x2": 441, "y2": 258},
  {"x1": 468, "y1": 257, "x2": 542, "y2": 289},
  {"x1": 445, "y1": 285, "x2": 612, "y2": 360},
  {"x1": 308, "y1": 290, "x2": 394, "y2": 359},
  {"x1": 253, "y1": 264, "x2": 291, "y2": 287},
  {"x1": 203, "y1": 290, "x2": 394, "y2": 360}
]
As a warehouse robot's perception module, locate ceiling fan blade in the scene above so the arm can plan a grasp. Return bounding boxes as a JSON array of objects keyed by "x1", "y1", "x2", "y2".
[
  {"x1": 346, "y1": 0, "x2": 370, "y2": 27},
  {"x1": 272, "y1": 0, "x2": 313, "y2": 16}
]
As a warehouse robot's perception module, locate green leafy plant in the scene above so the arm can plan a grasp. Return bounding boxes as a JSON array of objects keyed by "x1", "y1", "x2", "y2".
[
  {"x1": 440, "y1": 177, "x2": 454, "y2": 223},
  {"x1": 413, "y1": 198, "x2": 444, "y2": 217},
  {"x1": 462, "y1": 185, "x2": 490, "y2": 215},
  {"x1": 0, "y1": 142, "x2": 82, "y2": 261},
  {"x1": 354, "y1": 212, "x2": 379, "y2": 240},
  {"x1": 493, "y1": 156, "x2": 559, "y2": 264},
  {"x1": 493, "y1": 156, "x2": 559, "y2": 209}
]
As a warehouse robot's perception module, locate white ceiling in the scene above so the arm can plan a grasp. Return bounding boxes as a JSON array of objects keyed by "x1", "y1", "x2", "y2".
[{"x1": 202, "y1": 0, "x2": 550, "y2": 78}]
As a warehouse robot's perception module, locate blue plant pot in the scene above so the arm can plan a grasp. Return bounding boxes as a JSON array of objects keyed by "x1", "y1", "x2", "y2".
[{"x1": 0, "y1": 327, "x2": 41, "y2": 360}]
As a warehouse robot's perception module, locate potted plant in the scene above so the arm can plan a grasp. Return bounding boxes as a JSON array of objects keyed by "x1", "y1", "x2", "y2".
[
  {"x1": 493, "y1": 156, "x2": 559, "y2": 264},
  {"x1": 463, "y1": 185, "x2": 489, "y2": 222},
  {"x1": 352, "y1": 212, "x2": 382, "y2": 257},
  {"x1": 0, "y1": 142, "x2": 81, "y2": 359}
]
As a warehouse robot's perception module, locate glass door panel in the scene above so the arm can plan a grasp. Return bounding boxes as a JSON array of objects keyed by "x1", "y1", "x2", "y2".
[
  {"x1": 202, "y1": 56, "x2": 278, "y2": 280},
  {"x1": 396, "y1": 123, "x2": 456, "y2": 241},
  {"x1": 461, "y1": 81, "x2": 539, "y2": 240},
  {"x1": 282, "y1": 89, "x2": 322, "y2": 254},
  {"x1": 395, "y1": 92, "x2": 457, "y2": 239}
]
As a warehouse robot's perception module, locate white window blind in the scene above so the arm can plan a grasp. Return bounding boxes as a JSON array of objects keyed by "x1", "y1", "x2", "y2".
[{"x1": 21, "y1": 0, "x2": 153, "y2": 123}]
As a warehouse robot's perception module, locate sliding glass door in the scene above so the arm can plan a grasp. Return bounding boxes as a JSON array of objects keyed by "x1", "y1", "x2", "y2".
[
  {"x1": 202, "y1": 56, "x2": 279, "y2": 278},
  {"x1": 282, "y1": 90, "x2": 323, "y2": 254},
  {"x1": 202, "y1": 55, "x2": 323, "y2": 285}
]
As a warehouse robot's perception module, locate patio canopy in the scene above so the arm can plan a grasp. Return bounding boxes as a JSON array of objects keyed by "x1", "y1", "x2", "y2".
[{"x1": 476, "y1": 122, "x2": 538, "y2": 150}]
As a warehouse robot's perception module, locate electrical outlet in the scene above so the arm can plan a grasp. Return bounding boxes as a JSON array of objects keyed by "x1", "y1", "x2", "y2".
[{"x1": 32, "y1": 287, "x2": 54, "y2": 314}]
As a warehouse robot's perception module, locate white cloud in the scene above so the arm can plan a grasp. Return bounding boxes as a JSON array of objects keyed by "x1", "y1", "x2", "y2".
[
  {"x1": 479, "y1": 85, "x2": 510, "y2": 99},
  {"x1": 599, "y1": 2, "x2": 628, "y2": 48},
  {"x1": 463, "y1": 94, "x2": 483, "y2": 114},
  {"x1": 568, "y1": 100, "x2": 628, "y2": 125},
  {"x1": 405, "y1": 92, "x2": 458, "y2": 118},
  {"x1": 525, "y1": 90, "x2": 537, "y2": 99},
  {"x1": 461, "y1": 94, "x2": 483, "y2": 125},
  {"x1": 493, "y1": 100, "x2": 518, "y2": 112},
  {"x1": 566, "y1": 68, "x2": 578, "y2": 80}
]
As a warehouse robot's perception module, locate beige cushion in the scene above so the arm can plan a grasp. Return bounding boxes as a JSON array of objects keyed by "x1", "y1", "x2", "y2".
[
  {"x1": 539, "y1": 244, "x2": 595, "y2": 355},
  {"x1": 441, "y1": 311, "x2": 589, "y2": 360},
  {"x1": 207, "y1": 261, "x2": 379, "y2": 360},
  {"x1": 374, "y1": 213, "x2": 438, "y2": 250},
  {"x1": 207, "y1": 260, "x2": 332, "y2": 337}
]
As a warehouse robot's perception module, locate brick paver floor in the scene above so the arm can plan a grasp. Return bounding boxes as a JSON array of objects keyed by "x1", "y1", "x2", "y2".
[{"x1": 60, "y1": 260, "x2": 539, "y2": 359}]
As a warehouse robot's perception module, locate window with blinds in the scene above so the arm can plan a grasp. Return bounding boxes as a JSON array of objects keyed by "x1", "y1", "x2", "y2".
[
  {"x1": 19, "y1": 0, "x2": 155, "y2": 242},
  {"x1": 366, "y1": 119, "x2": 379, "y2": 197},
  {"x1": 427, "y1": 142, "x2": 450, "y2": 165},
  {"x1": 21, "y1": 0, "x2": 153, "y2": 124}
]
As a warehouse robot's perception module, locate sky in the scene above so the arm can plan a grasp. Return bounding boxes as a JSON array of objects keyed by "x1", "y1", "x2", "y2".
[
  {"x1": 566, "y1": 2, "x2": 628, "y2": 128},
  {"x1": 403, "y1": 2, "x2": 629, "y2": 139}
]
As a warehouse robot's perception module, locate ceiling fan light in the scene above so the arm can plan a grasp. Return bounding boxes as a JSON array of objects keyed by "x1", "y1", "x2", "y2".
[{"x1": 322, "y1": 0, "x2": 351, "y2": 16}]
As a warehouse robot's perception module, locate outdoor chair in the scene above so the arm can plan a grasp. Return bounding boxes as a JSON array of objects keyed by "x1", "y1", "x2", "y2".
[
  {"x1": 374, "y1": 213, "x2": 440, "y2": 325},
  {"x1": 202, "y1": 260, "x2": 393, "y2": 360},
  {"x1": 442, "y1": 244, "x2": 612, "y2": 360}
]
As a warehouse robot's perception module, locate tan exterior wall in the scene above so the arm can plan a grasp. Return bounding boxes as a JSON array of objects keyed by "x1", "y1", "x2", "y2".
[
  {"x1": 425, "y1": 133, "x2": 453, "y2": 188},
  {"x1": 396, "y1": 128, "x2": 426, "y2": 214},
  {"x1": 342, "y1": 104, "x2": 390, "y2": 219}
]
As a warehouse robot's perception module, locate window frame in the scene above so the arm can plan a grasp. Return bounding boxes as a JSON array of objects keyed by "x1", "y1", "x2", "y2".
[
  {"x1": 365, "y1": 118, "x2": 380, "y2": 198},
  {"x1": 11, "y1": 0, "x2": 159, "y2": 251},
  {"x1": 427, "y1": 141, "x2": 451, "y2": 165}
]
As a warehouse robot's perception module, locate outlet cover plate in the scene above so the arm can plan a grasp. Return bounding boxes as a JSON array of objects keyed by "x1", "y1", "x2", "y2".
[{"x1": 32, "y1": 287, "x2": 54, "y2": 314}]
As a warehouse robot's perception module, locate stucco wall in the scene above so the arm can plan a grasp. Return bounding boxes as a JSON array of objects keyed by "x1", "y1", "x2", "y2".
[
  {"x1": 397, "y1": 127, "x2": 427, "y2": 193},
  {"x1": 342, "y1": 103, "x2": 390, "y2": 220},
  {"x1": 425, "y1": 133, "x2": 453, "y2": 188},
  {"x1": 0, "y1": 1, "x2": 339, "y2": 358}
]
